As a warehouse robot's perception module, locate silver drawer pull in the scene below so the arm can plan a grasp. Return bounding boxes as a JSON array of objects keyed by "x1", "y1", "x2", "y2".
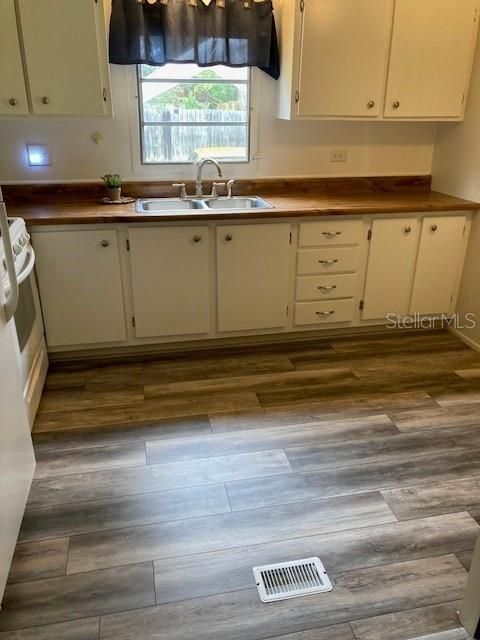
[
  {"x1": 318, "y1": 259, "x2": 339, "y2": 265},
  {"x1": 321, "y1": 231, "x2": 342, "y2": 237},
  {"x1": 317, "y1": 285, "x2": 337, "y2": 291},
  {"x1": 316, "y1": 310, "x2": 335, "y2": 316}
]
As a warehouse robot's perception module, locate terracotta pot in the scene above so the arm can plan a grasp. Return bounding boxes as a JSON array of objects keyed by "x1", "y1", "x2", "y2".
[{"x1": 107, "y1": 186, "x2": 121, "y2": 202}]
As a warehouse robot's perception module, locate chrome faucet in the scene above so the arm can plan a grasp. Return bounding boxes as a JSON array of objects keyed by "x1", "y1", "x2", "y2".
[{"x1": 195, "y1": 158, "x2": 223, "y2": 197}]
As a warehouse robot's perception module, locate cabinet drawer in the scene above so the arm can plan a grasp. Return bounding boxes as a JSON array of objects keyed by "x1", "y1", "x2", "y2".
[
  {"x1": 297, "y1": 247, "x2": 359, "y2": 274},
  {"x1": 295, "y1": 299, "x2": 356, "y2": 325},
  {"x1": 296, "y1": 273, "x2": 357, "y2": 301},
  {"x1": 299, "y1": 220, "x2": 363, "y2": 246}
]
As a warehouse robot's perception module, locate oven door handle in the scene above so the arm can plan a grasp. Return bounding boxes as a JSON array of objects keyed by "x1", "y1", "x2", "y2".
[
  {"x1": 0, "y1": 204, "x2": 19, "y2": 322},
  {"x1": 16, "y1": 246, "x2": 35, "y2": 286}
]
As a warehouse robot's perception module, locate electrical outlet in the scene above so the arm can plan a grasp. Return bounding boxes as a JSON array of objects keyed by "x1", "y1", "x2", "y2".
[{"x1": 329, "y1": 148, "x2": 348, "y2": 163}]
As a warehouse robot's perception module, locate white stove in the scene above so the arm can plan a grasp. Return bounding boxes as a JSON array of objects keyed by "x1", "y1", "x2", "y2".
[
  {"x1": 0, "y1": 217, "x2": 16, "y2": 233},
  {"x1": 0, "y1": 218, "x2": 32, "y2": 281},
  {"x1": 0, "y1": 190, "x2": 48, "y2": 429}
]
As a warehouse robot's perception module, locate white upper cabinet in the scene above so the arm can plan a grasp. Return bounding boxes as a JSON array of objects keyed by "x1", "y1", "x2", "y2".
[
  {"x1": 16, "y1": 0, "x2": 111, "y2": 116},
  {"x1": 385, "y1": 0, "x2": 479, "y2": 119},
  {"x1": 216, "y1": 224, "x2": 291, "y2": 333},
  {"x1": 296, "y1": 0, "x2": 393, "y2": 118},
  {"x1": 410, "y1": 216, "x2": 468, "y2": 315},
  {"x1": 278, "y1": 0, "x2": 479, "y2": 121},
  {"x1": 0, "y1": 0, "x2": 29, "y2": 116},
  {"x1": 128, "y1": 227, "x2": 211, "y2": 339},
  {"x1": 0, "y1": 0, "x2": 111, "y2": 117}
]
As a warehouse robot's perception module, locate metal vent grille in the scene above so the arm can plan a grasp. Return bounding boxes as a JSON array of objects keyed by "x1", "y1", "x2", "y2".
[{"x1": 253, "y1": 557, "x2": 332, "y2": 603}]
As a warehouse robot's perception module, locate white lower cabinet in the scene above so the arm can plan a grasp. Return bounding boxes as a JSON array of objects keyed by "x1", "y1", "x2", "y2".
[
  {"x1": 363, "y1": 215, "x2": 468, "y2": 320},
  {"x1": 32, "y1": 229, "x2": 126, "y2": 347},
  {"x1": 216, "y1": 223, "x2": 291, "y2": 332},
  {"x1": 299, "y1": 220, "x2": 364, "y2": 247},
  {"x1": 295, "y1": 299, "x2": 356, "y2": 326},
  {"x1": 31, "y1": 212, "x2": 471, "y2": 351},
  {"x1": 363, "y1": 218, "x2": 420, "y2": 320},
  {"x1": 294, "y1": 220, "x2": 363, "y2": 327},
  {"x1": 297, "y1": 247, "x2": 360, "y2": 275},
  {"x1": 296, "y1": 273, "x2": 358, "y2": 301},
  {"x1": 128, "y1": 227, "x2": 211, "y2": 338},
  {"x1": 410, "y1": 216, "x2": 467, "y2": 315}
]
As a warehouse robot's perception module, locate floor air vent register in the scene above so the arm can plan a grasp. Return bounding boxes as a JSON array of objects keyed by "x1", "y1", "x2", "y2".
[{"x1": 253, "y1": 557, "x2": 333, "y2": 603}]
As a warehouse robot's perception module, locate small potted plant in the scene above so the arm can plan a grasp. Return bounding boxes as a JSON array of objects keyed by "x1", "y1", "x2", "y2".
[{"x1": 101, "y1": 174, "x2": 122, "y2": 202}]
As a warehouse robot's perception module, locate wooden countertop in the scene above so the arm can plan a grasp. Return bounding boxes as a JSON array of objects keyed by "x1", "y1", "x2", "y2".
[{"x1": 3, "y1": 177, "x2": 478, "y2": 225}]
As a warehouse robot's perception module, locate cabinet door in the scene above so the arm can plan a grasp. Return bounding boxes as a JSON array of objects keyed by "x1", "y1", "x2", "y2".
[
  {"x1": 17, "y1": 0, "x2": 110, "y2": 116},
  {"x1": 33, "y1": 230, "x2": 126, "y2": 347},
  {"x1": 363, "y1": 219, "x2": 419, "y2": 320},
  {"x1": 129, "y1": 227, "x2": 211, "y2": 338},
  {"x1": 297, "y1": 0, "x2": 394, "y2": 117},
  {"x1": 410, "y1": 217, "x2": 467, "y2": 315},
  {"x1": 0, "y1": 0, "x2": 29, "y2": 115},
  {"x1": 217, "y1": 224, "x2": 291, "y2": 332},
  {"x1": 385, "y1": 0, "x2": 478, "y2": 118}
]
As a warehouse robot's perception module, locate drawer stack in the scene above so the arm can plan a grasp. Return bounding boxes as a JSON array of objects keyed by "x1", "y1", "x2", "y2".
[{"x1": 295, "y1": 220, "x2": 363, "y2": 325}]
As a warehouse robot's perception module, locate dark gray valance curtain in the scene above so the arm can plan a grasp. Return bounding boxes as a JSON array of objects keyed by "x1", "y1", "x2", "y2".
[{"x1": 109, "y1": 0, "x2": 280, "y2": 79}]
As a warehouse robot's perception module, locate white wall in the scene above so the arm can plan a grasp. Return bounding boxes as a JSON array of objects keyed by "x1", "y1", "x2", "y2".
[
  {"x1": 0, "y1": 63, "x2": 436, "y2": 184},
  {"x1": 432, "y1": 38, "x2": 480, "y2": 347},
  {"x1": 0, "y1": 0, "x2": 437, "y2": 184}
]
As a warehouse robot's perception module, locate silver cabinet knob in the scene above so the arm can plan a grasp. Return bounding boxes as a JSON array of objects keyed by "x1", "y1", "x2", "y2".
[
  {"x1": 431, "y1": 224, "x2": 438, "y2": 232},
  {"x1": 367, "y1": 100, "x2": 375, "y2": 109},
  {"x1": 225, "y1": 234, "x2": 233, "y2": 242},
  {"x1": 404, "y1": 226, "x2": 412, "y2": 234},
  {"x1": 8, "y1": 98, "x2": 17, "y2": 106},
  {"x1": 316, "y1": 310, "x2": 335, "y2": 316},
  {"x1": 193, "y1": 235, "x2": 202, "y2": 243},
  {"x1": 317, "y1": 285, "x2": 337, "y2": 291},
  {"x1": 101, "y1": 239, "x2": 110, "y2": 247},
  {"x1": 318, "y1": 259, "x2": 339, "y2": 265},
  {"x1": 321, "y1": 231, "x2": 342, "y2": 238},
  {"x1": 41, "y1": 96, "x2": 50, "y2": 105},
  {"x1": 392, "y1": 101, "x2": 400, "y2": 109}
]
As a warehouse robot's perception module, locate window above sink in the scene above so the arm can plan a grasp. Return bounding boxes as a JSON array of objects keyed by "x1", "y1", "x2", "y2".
[{"x1": 138, "y1": 64, "x2": 250, "y2": 165}]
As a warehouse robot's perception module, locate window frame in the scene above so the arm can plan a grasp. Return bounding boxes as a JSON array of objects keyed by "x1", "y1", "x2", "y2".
[{"x1": 136, "y1": 64, "x2": 252, "y2": 166}]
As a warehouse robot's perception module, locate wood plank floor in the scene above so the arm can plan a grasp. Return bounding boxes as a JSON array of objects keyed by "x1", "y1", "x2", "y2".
[{"x1": 1, "y1": 330, "x2": 480, "y2": 639}]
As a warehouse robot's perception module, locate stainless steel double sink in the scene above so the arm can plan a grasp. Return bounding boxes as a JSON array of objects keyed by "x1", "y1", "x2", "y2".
[{"x1": 136, "y1": 196, "x2": 273, "y2": 214}]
